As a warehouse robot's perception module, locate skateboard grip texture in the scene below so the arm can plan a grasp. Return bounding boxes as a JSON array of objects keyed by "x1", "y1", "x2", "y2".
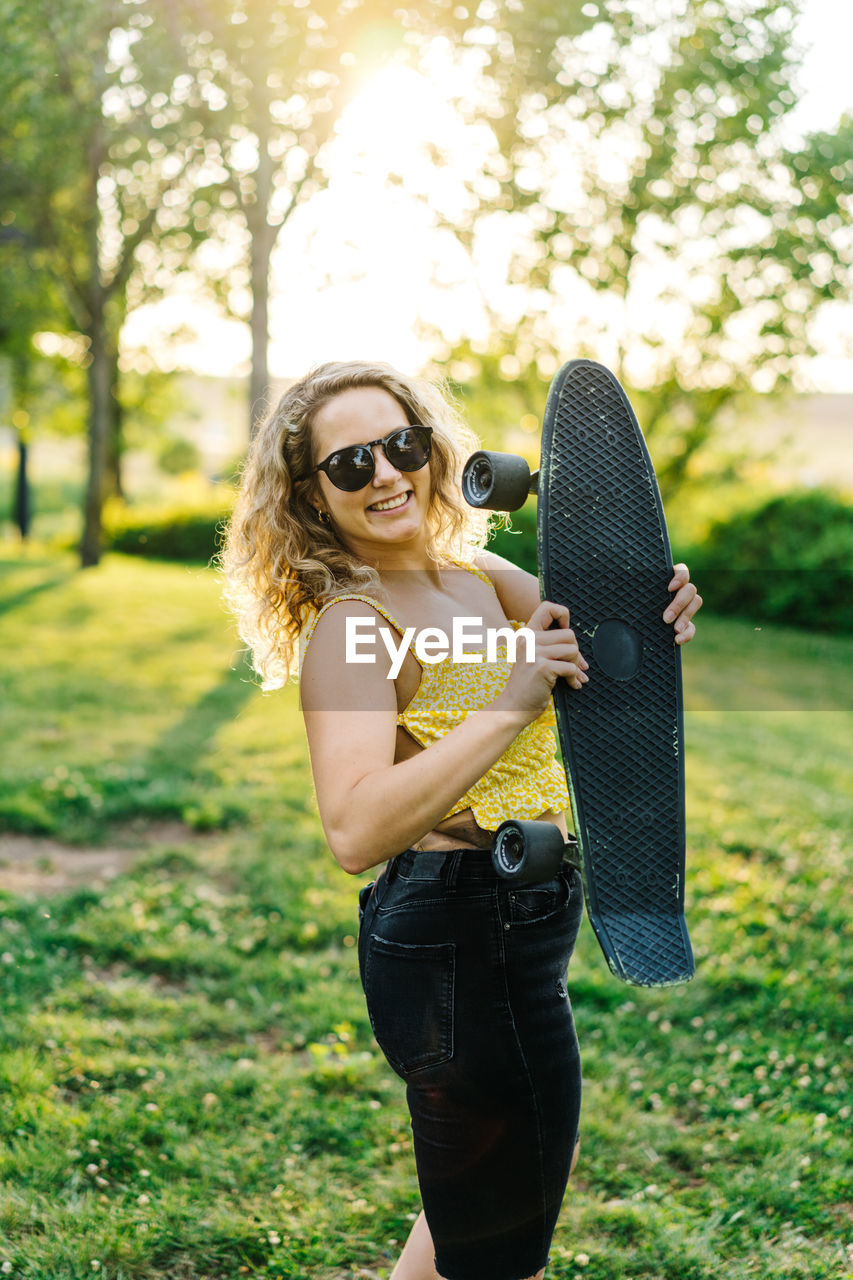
[{"x1": 540, "y1": 360, "x2": 693, "y2": 986}]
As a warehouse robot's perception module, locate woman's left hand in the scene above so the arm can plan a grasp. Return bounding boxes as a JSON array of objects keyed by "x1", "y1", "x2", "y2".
[{"x1": 663, "y1": 564, "x2": 702, "y2": 645}]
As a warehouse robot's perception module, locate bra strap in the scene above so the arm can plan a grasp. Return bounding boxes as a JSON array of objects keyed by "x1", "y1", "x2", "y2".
[{"x1": 444, "y1": 555, "x2": 499, "y2": 594}]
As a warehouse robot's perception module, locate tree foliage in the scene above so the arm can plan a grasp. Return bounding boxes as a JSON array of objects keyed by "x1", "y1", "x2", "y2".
[
  {"x1": 0, "y1": 0, "x2": 213, "y2": 561},
  {"x1": 2, "y1": 0, "x2": 849, "y2": 551},
  {"x1": 434, "y1": 0, "x2": 853, "y2": 496},
  {"x1": 163, "y1": 0, "x2": 608, "y2": 435},
  {"x1": 162, "y1": 0, "x2": 386, "y2": 432}
]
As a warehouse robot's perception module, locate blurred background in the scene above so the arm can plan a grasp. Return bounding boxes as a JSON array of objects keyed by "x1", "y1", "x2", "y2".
[{"x1": 1, "y1": 0, "x2": 851, "y2": 575}]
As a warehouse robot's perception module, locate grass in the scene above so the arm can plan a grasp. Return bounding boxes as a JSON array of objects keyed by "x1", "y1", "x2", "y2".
[
  {"x1": 0, "y1": 547, "x2": 851, "y2": 1280},
  {"x1": 0, "y1": 550, "x2": 299, "y2": 839}
]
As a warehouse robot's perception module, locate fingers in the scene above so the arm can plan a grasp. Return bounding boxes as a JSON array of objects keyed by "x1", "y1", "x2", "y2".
[
  {"x1": 534, "y1": 636, "x2": 589, "y2": 686},
  {"x1": 664, "y1": 584, "x2": 698, "y2": 621},
  {"x1": 663, "y1": 563, "x2": 702, "y2": 628},
  {"x1": 664, "y1": 566, "x2": 702, "y2": 645},
  {"x1": 528, "y1": 599, "x2": 570, "y2": 630},
  {"x1": 535, "y1": 584, "x2": 701, "y2": 661},
  {"x1": 532, "y1": 601, "x2": 589, "y2": 682},
  {"x1": 546, "y1": 660, "x2": 588, "y2": 690},
  {"x1": 667, "y1": 563, "x2": 690, "y2": 592},
  {"x1": 553, "y1": 660, "x2": 588, "y2": 689},
  {"x1": 520, "y1": 601, "x2": 589, "y2": 689}
]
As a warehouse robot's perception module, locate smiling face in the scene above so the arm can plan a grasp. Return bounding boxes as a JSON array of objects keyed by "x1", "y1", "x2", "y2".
[{"x1": 310, "y1": 385, "x2": 433, "y2": 561}]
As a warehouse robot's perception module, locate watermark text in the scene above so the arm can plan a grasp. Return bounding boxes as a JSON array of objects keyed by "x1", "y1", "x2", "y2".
[{"x1": 346, "y1": 616, "x2": 536, "y2": 678}]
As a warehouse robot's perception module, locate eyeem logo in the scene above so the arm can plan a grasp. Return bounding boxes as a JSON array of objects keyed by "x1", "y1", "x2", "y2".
[{"x1": 346, "y1": 616, "x2": 537, "y2": 678}]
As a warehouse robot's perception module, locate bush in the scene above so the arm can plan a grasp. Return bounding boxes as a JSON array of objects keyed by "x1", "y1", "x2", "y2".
[
  {"x1": 486, "y1": 487, "x2": 853, "y2": 636},
  {"x1": 103, "y1": 496, "x2": 541, "y2": 570},
  {"x1": 157, "y1": 436, "x2": 202, "y2": 476},
  {"x1": 104, "y1": 501, "x2": 232, "y2": 563},
  {"x1": 687, "y1": 488, "x2": 853, "y2": 633},
  {"x1": 98, "y1": 487, "x2": 852, "y2": 634}
]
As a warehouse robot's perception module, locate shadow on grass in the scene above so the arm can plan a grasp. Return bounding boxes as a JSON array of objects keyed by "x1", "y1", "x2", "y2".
[
  {"x1": 145, "y1": 648, "x2": 259, "y2": 779},
  {"x1": 0, "y1": 569, "x2": 77, "y2": 617}
]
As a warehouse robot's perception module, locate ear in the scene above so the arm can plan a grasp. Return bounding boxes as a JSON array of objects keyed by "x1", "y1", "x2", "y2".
[
  {"x1": 304, "y1": 480, "x2": 324, "y2": 514},
  {"x1": 306, "y1": 486, "x2": 330, "y2": 523}
]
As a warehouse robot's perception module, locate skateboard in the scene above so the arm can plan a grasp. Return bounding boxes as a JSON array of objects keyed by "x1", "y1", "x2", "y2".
[{"x1": 462, "y1": 359, "x2": 694, "y2": 987}]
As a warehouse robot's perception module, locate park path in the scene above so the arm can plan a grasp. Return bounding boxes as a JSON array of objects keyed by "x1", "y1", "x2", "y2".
[{"x1": 0, "y1": 821, "x2": 209, "y2": 896}]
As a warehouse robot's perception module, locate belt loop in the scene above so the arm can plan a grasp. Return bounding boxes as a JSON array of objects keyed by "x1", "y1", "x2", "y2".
[
  {"x1": 386, "y1": 855, "x2": 400, "y2": 885},
  {"x1": 443, "y1": 850, "x2": 462, "y2": 891}
]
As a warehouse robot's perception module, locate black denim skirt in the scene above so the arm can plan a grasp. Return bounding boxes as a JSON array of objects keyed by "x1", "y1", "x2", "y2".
[{"x1": 358, "y1": 847, "x2": 584, "y2": 1280}]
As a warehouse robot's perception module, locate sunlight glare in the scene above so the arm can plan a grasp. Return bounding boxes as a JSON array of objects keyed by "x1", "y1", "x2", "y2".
[{"x1": 334, "y1": 65, "x2": 439, "y2": 169}]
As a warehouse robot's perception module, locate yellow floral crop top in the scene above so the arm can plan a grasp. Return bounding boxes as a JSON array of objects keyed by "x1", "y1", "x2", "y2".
[{"x1": 299, "y1": 560, "x2": 570, "y2": 830}]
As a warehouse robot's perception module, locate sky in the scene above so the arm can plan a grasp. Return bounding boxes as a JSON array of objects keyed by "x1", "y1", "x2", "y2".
[{"x1": 120, "y1": 0, "x2": 853, "y2": 391}]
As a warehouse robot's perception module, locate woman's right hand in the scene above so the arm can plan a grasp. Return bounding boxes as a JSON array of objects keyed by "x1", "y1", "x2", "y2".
[{"x1": 497, "y1": 600, "x2": 589, "y2": 724}]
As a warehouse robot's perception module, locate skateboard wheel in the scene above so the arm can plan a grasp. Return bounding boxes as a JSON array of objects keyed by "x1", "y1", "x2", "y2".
[
  {"x1": 462, "y1": 451, "x2": 533, "y2": 511},
  {"x1": 492, "y1": 819, "x2": 566, "y2": 884}
]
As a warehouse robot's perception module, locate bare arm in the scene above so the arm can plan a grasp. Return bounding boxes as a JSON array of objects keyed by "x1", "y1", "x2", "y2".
[
  {"x1": 474, "y1": 549, "x2": 542, "y2": 625},
  {"x1": 300, "y1": 598, "x2": 584, "y2": 874}
]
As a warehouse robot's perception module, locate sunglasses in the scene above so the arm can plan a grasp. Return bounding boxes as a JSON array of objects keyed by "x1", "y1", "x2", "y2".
[{"x1": 311, "y1": 424, "x2": 433, "y2": 492}]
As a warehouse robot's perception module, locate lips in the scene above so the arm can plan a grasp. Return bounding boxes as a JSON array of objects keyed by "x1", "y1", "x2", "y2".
[{"x1": 368, "y1": 490, "x2": 412, "y2": 513}]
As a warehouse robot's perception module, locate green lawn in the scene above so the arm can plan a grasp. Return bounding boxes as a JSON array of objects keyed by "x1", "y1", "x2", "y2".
[{"x1": 0, "y1": 549, "x2": 850, "y2": 1280}]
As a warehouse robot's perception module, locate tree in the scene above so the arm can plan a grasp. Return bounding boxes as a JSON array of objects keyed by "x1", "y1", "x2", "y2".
[
  {"x1": 431, "y1": 0, "x2": 853, "y2": 497},
  {"x1": 166, "y1": 0, "x2": 613, "y2": 437},
  {"x1": 0, "y1": 0, "x2": 213, "y2": 564},
  {"x1": 0, "y1": 228, "x2": 65, "y2": 540},
  {"x1": 159, "y1": 0, "x2": 375, "y2": 436}
]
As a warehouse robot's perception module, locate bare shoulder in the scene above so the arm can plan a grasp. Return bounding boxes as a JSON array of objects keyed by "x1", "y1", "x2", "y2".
[
  {"x1": 473, "y1": 548, "x2": 541, "y2": 624},
  {"x1": 300, "y1": 598, "x2": 396, "y2": 714}
]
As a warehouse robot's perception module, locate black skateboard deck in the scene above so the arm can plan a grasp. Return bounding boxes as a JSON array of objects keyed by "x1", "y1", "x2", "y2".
[{"x1": 538, "y1": 359, "x2": 693, "y2": 986}]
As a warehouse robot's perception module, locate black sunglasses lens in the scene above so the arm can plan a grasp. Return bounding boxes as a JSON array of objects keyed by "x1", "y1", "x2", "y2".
[
  {"x1": 320, "y1": 426, "x2": 432, "y2": 490},
  {"x1": 327, "y1": 445, "x2": 375, "y2": 491},
  {"x1": 386, "y1": 427, "x2": 432, "y2": 471}
]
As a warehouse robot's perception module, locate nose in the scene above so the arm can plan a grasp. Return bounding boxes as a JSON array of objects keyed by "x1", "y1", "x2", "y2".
[{"x1": 371, "y1": 443, "x2": 402, "y2": 485}]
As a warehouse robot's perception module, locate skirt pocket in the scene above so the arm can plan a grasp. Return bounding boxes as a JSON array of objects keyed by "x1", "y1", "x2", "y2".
[{"x1": 363, "y1": 935, "x2": 456, "y2": 1078}]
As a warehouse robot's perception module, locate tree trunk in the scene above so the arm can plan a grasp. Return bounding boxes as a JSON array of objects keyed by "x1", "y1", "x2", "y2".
[
  {"x1": 247, "y1": 212, "x2": 277, "y2": 441},
  {"x1": 245, "y1": 116, "x2": 280, "y2": 442},
  {"x1": 105, "y1": 340, "x2": 125, "y2": 501},
  {"x1": 14, "y1": 435, "x2": 30, "y2": 540},
  {"x1": 80, "y1": 315, "x2": 111, "y2": 568},
  {"x1": 10, "y1": 356, "x2": 31, "y2": 540}
]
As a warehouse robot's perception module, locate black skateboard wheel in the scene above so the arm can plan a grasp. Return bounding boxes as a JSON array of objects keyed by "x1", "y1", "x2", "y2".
[
  {"x1": 492, "y1": 819, "x2": 565, "y2": 884},
  {"x1": 462, "y1": 451, "x2": 533, "y2": 512}
]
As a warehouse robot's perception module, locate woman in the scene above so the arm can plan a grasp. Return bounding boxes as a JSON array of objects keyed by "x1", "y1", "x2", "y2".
[{"x1": 221, "y1": 360, "x2": 702, "y2": 1280}]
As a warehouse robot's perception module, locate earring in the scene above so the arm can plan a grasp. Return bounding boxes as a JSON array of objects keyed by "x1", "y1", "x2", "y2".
[{"x1": 317, "y1": 510, "x2": 331, "y2": 525}]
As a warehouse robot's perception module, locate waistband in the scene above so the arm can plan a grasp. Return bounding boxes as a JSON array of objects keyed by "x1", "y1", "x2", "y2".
[{"x1": 387, "y1": 847, "x2": 504, "y2": 888}]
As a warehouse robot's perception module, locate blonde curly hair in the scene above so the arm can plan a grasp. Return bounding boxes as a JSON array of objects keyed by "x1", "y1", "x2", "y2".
[{"x1": 219, "y1": 360, "x2": 491, "y2": 690}]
